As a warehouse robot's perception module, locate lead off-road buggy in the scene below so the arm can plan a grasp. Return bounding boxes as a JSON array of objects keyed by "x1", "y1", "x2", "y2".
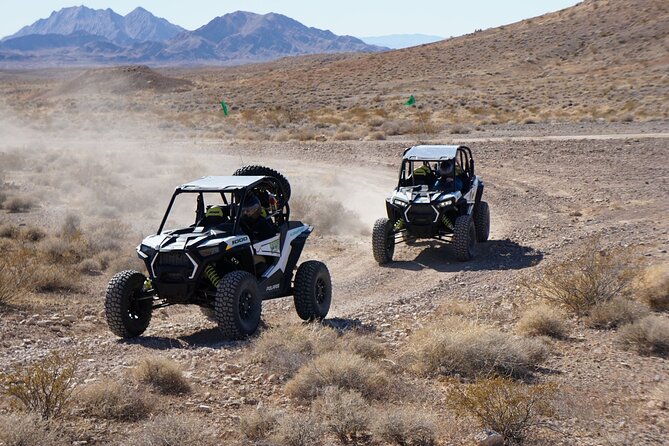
[
  {"x1": 372, "y1": 145, "x2": 490, "y2": 263},
  {"x1": 105, "y1": 166, "x2": 331, "y2": 340}
]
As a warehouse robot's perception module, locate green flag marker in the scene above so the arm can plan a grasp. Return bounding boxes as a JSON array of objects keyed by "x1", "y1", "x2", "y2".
[
  {"x1": 220, "y1": 100, "x2": 229, "y2": 116},
  {"x1": 404, "y1": 95, "x2": 416, "y2": 107}
]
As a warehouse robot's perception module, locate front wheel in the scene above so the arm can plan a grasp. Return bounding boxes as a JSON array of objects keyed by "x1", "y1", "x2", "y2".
[
  {"x1": 372, "y1": 218, "x2": 395, "y2": 264},
  {"x1": 453, "y1": 214, "x2": 476, "y2": 262},
  {"x1": 214, "y1": 271, "x2": 262, "y2": 339},
  {"x1": 294, "y1": 261, "x2": 332, "y2": 321},
  {"x1": 105, "y1": 270, "x2": 153, "y2": 338}
]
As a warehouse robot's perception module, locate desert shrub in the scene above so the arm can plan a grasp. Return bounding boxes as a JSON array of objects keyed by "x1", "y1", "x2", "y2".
[
  {"x1": 449, "y1": 378, "x2": 559, "y2": 445},
  {"x1": 285, "y1": 352, "x2": 390, "y2": 402},
  {"x1": 41, "y1": 237, "x2": 85, "y2": 264},
  {"x1": 0, "y1": 223, "x2": 20, "y2": 238},
  {"x1": 140, "y1": 414, "x2": 218, "y2": 446},
  {"x1": 78, "y1": 258, "x2": 101, "y2": 275},
  {"x1": 381, "y1": 120, "x2": 412, "y2": 136},
  {"x1": 635, "y1": 264, "x2": 669, "y2": 311},
  {"x1": 0, "y1": 352, "x2": 76, "y2": 419},
  {"x1": 618, "y1": 315, "x2": 669, "y2": 357},
  {"x1": 407, "y1": 318, "x2": 549, "y2": 378},
  {"x1": 586, "y1": 296, "x2": 648, "y2": 329},
  {"x1": 314, "y1": 387, "x2": 371, "y2": 445},
  {"x1": 79, "y1": 380, "x2": 155, "y2": 421},
  {"x1": 272, "y1": 413, "x2": 324, "y2": 446},
  {"x1": 0, "y1": 249, "x2": 33, "y2": 307},
  {"x1": 240, "y1": 406, "x2": 280, "y2": 441},
  {"x1": 372, "y1": 406, "x2": 437, "y2": 446},
  {"x1": 366, "y1": 130, "x2": 386, "y2": 140},
  {"x1": 449, "y1": 125, "x2": 471, "y2": 134},
  {"x1": 33, "y1": 264, "x2": 80, "y2": 293},
  {"x1": 0, "y1": 413, "x2": 66, "y2": 446},
  {"x1": 253, "y1": 324, "x2": 339, "y2": 376},
  {"x1": 522, "y1": 245, "x2": 637, "y2": 315},
  {"x1": 340, "y1": 332, "x2": 386, "y2": 360},
  {"x1": 516, "y1": 305, "x2": 569, "y2": 338},
  {"x1": 133, "y1": 357, "x2": 191, "y2": 394},
  {"x1": 333, "y1": 131, "x2": 360, "y2": 141},
  {"x1": 61, "y1": 213, "x2": 81, "y2": 238},
  {"x1": 3, "y1": 196, "x2": 34, "y2": 213},
  {"x1": 22, "y1": 226, "x2": 46, "y2": 242}
]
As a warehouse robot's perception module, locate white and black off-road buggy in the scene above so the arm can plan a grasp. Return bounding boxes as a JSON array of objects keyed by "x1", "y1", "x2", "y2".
[
  {"x1": 372, "y1": 145, "x2": 490, "y2": 263},
  {"x1": 105, "y1": 166, "x2": 331, "y2": 340}
]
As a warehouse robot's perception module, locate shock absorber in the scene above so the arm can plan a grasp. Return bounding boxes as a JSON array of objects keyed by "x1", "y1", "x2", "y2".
[
  {"x1": 442, "y1": 215, "x2": 454, "y2": 231},
  {"x1": 204, "y1": 264, "x2": 221, "y2": 288}
]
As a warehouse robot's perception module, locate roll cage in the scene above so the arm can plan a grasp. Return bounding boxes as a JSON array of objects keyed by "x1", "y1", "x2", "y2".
[
  {"x1": 156, "y1": 176, "x2": 289, "y2": 235},
  {"x1": 398, "y1": 145, "x2": 475, "y2": 192}
]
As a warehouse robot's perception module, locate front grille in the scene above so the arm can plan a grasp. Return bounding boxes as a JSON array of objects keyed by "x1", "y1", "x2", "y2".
[
  {"x1": 406, "y1": 204, "x2": 437, "y2": 225},
  {"x1": 157, "y1": 251, "x2": 191, "y2": 267}
]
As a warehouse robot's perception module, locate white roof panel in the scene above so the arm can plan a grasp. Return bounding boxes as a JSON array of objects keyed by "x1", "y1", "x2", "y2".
[
  {"x1": 178, "y1": 176, "x2": 265, "y2": 191},
  {"x1": 403, "y1": 145, "x2": 459, "y2": 160}
]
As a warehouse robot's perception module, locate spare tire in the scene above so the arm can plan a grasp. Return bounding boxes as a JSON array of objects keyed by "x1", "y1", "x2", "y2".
[{"x1": 233, "y1": 165, "x2": 291, "y2": 204}]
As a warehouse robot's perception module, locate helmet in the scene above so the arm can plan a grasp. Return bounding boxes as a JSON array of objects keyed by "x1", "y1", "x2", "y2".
[
  {"x1": 241, "y1": 194, "x2": 262, "y2": 220},
  {"x1": 205, "y1": 205, "x2": 225, "y2": 218},
  {"x1": 437, "y1": 161, "x2": 454, "y2": 178}
]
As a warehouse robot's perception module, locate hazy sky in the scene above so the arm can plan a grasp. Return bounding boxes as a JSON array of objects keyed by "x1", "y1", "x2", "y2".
[{"x1": 2, "y1": 1, "x2": 582, "y2": 39}]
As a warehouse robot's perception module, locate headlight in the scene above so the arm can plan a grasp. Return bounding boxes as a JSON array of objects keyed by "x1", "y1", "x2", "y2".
[
  {"x1": 392, "y1": 198, "x2": 408, "y2": 207},
  {"x1": 199, "y1": 246, "x2": 220, "y2": 257},
  {"x1": 137, "y1": 244, "x2": 156, "y2": 259},
  {"x1": 437, "y1": 199, "x2": 453, "y2": 208}
]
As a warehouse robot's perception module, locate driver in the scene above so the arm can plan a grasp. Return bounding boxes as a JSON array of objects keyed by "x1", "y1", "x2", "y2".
[
  {"x1": 240, "y1": 194, "x2": 277, "y2": 241},
  {"x1": 433, "y1": 160, "x2": 463, "y2": 192}
]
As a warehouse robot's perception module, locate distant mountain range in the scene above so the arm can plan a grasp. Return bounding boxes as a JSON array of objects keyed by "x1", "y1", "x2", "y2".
[
  {"x1": 360, "y1": 34, "x2": 444, "y2": 49},
  {"x1": 0, "y1": 6, "x2": 385, "y2": 66}
]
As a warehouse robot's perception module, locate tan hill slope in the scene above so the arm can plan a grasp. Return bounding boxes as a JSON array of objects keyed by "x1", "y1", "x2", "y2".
[{"x1": 185, "y1": 0, "x2": 668, "y2": 126}]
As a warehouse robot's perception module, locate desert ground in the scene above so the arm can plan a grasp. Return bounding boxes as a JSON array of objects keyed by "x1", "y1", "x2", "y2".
[{"x1": 1, "y1": 1, "x2": 668, "y2": 444}]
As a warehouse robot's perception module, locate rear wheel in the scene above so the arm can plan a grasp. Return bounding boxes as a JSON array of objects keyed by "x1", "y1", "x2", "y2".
[
  {"x1": 233, "y1": 165, "x2": 291, "y2": 205},
  {"x1": 453, "y1": 214, "x2": 476, "y2": 261},
  {"x1": 294, "y1": 261, "x2": 332, "y2": 321},
  {"x1": 474, "y1": 201, "x2": 490, "y2": 242},
  {"x1": 214, "y1": 271, "x2": 262, "y2": 339},
  {"x1": 105, "y1": 270, "x2": 153, "y2": 338},
  {"x1": 372, "y1": 218, "x2": 395, "y2": 264}
]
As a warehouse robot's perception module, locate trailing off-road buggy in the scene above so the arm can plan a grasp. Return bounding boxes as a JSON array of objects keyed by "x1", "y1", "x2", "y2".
[
  {"x1": 372, "y1": 145, "x2": 490, "y2": 263},
  {"x1": 105, "y1": 166, "x2": 331, "y2": 340}
]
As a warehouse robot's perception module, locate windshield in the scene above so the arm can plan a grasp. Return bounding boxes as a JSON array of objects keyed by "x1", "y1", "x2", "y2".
[{"x1": 159, "y1": 191, "x2": 238, "y2": 234}]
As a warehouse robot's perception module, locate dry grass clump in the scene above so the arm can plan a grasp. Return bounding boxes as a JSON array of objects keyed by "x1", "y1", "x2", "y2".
[
  {"x1": 2, "y1": 195, "x2": 34, "y2": 213},
  {"x1": 522, "y1": 244, "x2": 637, "y2": 315},
  {"x1": 272, "y1": 413, "x2": 324, "y2": 446},
  {"x1": 372, "y1": 406, "x2": 437, "y2": 446},
  {"x1": 586, "y1": 296, "x2": 648, "y2": 329},
  {"x1": 0, "y1": 413, "x2": 66, "y2": 446},
  {"x1": 285, "y1": 351, "x2": 390, "y2": 402},
  {"x1": 0, "y1": 223, "x2": 20, "y2": 238},
  {"x1": 140, "y1": 414, "x2": 218, "y2": 446},
  {"x1": 79, "y1": 379, "x2": 155, "y2": 421},
  {"x1": 635, "y1": 264, "x2": 669, "y2": 311},
  {"x1": 339, "y1": 332, "x2": 386, "y2": 360},
  {"x1": 0, "y1": 352, "x2": 76, "y2": 419},
  {"x1": 449, "y1": 378, "x2": 559, "y2": 446},
  {"x1": 407, "y1": 318, "x2": 549, "y2": 378},
  {"x1": 133, "y1": 357, "x2": 191, "y2": 395},
  {"x1": 252, "y1": 324, "x2": 339, "y2": 376},
  {"x1": 618, "y1": 315, "x2": 669, "y2": 357},
  {"x1": 240, "y1": 406, "x2": 281, "y2": 441},
  {"x1": 314, "y1": 387, "x2": 371, "y2": 445},
  {"x1": 516, "y1": 305, "x2": 569, "y2": 338},
  {"x1": 22, "y1": 226, "x2": 46, "y2": 242}
]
